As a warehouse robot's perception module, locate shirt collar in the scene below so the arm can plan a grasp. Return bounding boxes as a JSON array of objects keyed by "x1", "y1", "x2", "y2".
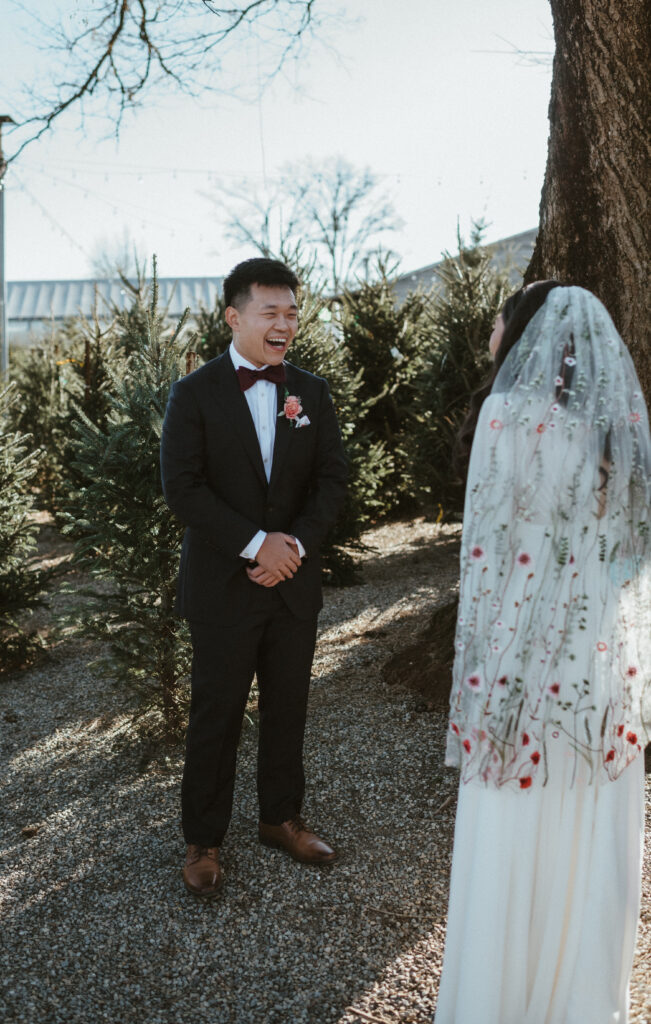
[{"x1": 229, "y1": 340, "x2": 269, "y2": 372}]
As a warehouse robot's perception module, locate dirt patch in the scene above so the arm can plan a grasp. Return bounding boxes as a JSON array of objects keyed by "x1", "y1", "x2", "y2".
[{"x1": 382, "y1": 596, "x2": 458, "y2": 709}]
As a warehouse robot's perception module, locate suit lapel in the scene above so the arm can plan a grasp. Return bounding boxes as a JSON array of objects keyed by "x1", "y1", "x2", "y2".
[
  {"x1": 269, "y1": 369, "x2": 293, "y2": 490},
  {"x1": 215, "y1": 352, "x2": 268, "y2": 488}
]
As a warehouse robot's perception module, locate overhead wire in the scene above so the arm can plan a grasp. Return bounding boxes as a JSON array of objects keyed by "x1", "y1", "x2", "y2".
[
  {"x1": 22, "y1": 165, "x2": 191, "y2": 233},
  {"x1": 12, "y1": 170, "x2": 92, "y2": 261}
]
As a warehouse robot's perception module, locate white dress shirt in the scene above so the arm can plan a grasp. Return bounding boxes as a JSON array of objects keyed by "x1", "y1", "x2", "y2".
[{"x1": 230, "y1": 342, "x2": 304, "y2": 562}]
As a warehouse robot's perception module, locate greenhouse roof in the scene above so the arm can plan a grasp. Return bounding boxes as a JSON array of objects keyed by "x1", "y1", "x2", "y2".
[{"x1": 7, "y1": 276, "x2": 222, "y2": 325}]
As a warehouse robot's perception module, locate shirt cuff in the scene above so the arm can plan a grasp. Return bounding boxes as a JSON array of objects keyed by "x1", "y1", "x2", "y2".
[
  {"x1": 292, "y1": 536, "x2": 306, "y2": 558},
  {"x1": 240, "y1": 530, "x2": 267, "y2": 561}
]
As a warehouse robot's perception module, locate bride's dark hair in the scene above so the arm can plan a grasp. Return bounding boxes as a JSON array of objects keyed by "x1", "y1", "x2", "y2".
[{"x1": 454, "y1": 279, "x2": 563, "y2": 476}]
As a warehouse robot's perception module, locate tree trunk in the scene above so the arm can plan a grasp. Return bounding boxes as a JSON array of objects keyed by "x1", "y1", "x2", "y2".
[{"x1": 525, "y1": 0, "x2": 650, "y2": 400}]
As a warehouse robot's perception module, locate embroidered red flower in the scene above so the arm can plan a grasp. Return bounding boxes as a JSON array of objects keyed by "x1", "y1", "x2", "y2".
[
  {"x1": 536, "y1": 423, "x2": 546, "y2": 434},
  {"x1": 497, "y1": 675, "x2": 508, "y2": 686},
  {"x1": 605, "y1": 749, "x2": 615, "y2": 762},
  {"x1": 450, "y1": 722, "x2": 460, "y2": 735},
  {"x1": 596, "y1": 641, "x2": 608, "y2": 652},
  {"x1": 517, "y1": 553, "x2": 531, "y2": 566},
  {"x1": 467, "y1": 674, "x2": 481, "y2": 688},
  {"x1": 627, "y1": 666, "x2": 638, "y2": 677},
  {"x1": 531, "y1": 751, "x2": 541, "y2": 765},
  {"x1": 617, "y1": 724, "x2": 625, "y2": 737},
  {"x1": 463, "y1": 739, "x2": 472, "y2": 754},
  {"x1": 520, "y1": 776, "x2": 532, "y2": 789},
  {"x1": 489, "y1": 419, "x2": 503, "y2": 430},
  {"x1": 549, "y1": 682, "x2": 561, "y2": 695},
  {"x1": 629, "y1": 412, "x2": 641, "y2": 423},
  {"x1": 470, "y1": 546, "x2": 485, "y2": 560},
  {"x1": 522, "y1": 732, "x2": 530, "y2": 746},
  {"x1": 627, "y1": 731, "x2": 638, "y2": 745}
]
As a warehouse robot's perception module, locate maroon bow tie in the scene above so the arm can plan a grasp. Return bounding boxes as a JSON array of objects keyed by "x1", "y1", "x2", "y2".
[{"x1": 236, "y1": 363, "x2": 286, "y2": 392}]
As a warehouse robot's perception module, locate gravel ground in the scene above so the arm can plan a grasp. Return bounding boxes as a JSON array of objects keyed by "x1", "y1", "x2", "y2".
[{"x1": 1, "y1": 519, "x2": 650, "y2": 1024}]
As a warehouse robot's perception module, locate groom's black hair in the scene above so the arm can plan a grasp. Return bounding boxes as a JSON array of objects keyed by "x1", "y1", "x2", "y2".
[{"x1": 223, "y1": 258, "x2": 299, "y2": 310}]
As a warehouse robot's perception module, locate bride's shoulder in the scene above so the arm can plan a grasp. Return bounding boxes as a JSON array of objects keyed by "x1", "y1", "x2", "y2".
[
  {"x1": 476, "y1": 392, "x2": 510, "y2": 428},
  {"x1": 482, "y1": 393, "x2": 508, "y2": 412}
]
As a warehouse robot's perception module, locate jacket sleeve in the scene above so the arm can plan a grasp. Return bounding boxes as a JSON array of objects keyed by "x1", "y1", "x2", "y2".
[
  {"x1": 160, "y1": 378, "x2": 260, "y2": 557},
  {"x1": 290, "y1": 379, "x2": 348, "y2": 556}
]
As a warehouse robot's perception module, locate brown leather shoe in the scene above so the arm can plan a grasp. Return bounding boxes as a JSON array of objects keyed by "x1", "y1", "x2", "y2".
[
  {"x1": 259, "y1": 816, "x2": 337, "y2": 864},
  {"x1": 182, "y1": 845, "x2": 223, "y2": 897}
]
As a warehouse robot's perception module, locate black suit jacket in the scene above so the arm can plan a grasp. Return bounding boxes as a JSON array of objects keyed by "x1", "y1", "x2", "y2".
[{"x1": 160, "y1": 351, "x2": 347, "y2": 623}]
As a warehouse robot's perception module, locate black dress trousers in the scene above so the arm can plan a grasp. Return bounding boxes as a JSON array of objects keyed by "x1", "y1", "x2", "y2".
[{"x1": 182, "y1": 585, "x2": 318, "y2": 847}]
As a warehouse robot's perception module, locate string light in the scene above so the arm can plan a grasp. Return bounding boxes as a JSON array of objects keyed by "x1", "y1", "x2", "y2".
[
  {"x1": 21, "y1": 156, "x2": 439, "y2": 186},
  {"x1": 12, "y1": 171, "x2": 92, "y2": 259},
  {"x1": 23, "y1": 164, "x2": 193, "y2": 234}
]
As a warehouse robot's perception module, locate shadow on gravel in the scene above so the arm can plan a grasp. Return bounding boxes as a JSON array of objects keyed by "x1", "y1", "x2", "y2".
[
  {"x1": 0, "y1": 640, "x2": 456, "y2": 1024},
  {"x1": 342, "y1": 525, "x2": 460, "y2": 588},
  {"x1": 0, "y1": 646, "x2": 143, "y2": 756}
]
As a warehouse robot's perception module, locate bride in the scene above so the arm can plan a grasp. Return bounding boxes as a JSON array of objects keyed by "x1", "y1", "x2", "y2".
[{"x1": 434, "y1": 283, "x2": 651, "y2": 1024}]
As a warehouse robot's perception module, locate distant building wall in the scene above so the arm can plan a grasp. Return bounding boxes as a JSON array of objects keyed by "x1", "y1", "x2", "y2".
[
  {"x1": 7, "y1": 276, "x2": 223, "y2": 346},
  {"x1": 391, "y1": 228, "x2": 537, "y2": 305}
]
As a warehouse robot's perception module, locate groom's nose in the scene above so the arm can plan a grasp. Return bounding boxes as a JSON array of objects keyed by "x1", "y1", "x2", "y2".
[{"x1": 273, "y1": 314, "x2": 295, "y2": 334}]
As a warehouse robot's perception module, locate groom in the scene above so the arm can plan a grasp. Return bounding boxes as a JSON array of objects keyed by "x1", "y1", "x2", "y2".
[{"x1": 161, "y1": 257, "x2": 347, "y2": 897}]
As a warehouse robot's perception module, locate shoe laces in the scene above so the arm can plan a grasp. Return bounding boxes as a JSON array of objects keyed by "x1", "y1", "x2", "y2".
[
  {"x1": 187, "y1": 845, "x2": 219, "y2": 864},
  {"x1": 287, "y1": 815, "x2": 311, "y2": 835}
]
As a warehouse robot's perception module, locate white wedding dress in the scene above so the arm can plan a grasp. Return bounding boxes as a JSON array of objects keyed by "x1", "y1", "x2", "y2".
[
  {"x1": 434, "y1": 289, "x2": 651, "y2": 1024},
  {"x1": 434, "y1": 742, "x2": 644, "y2": 1024}
]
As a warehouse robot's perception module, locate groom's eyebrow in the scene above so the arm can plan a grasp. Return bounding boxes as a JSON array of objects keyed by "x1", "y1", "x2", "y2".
[{"x1": 260, "y1": 302, "x2": 298, "y2": 311}]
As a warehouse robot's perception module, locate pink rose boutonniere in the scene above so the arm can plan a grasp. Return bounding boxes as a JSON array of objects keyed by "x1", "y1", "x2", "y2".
[{"x1": 279, "y1": 390, "x2": 311, "y2": 429}]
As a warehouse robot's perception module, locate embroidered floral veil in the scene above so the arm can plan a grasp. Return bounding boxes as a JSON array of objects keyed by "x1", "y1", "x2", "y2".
[{"x1": 446, "y1": 286, "x2": 651, "y2": 788}]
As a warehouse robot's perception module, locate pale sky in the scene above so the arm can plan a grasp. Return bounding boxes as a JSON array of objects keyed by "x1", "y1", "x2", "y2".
[{"x1": 0, "y1": 0, "x2": 554, "y2": 282}]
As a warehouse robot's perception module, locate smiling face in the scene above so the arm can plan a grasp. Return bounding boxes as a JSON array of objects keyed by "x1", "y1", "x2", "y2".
[
  {"x1": 225, "y1": 283, "x2": 298, "y2": 367},
  {"x1": 489, "y1": 313, "x2": 505, "y2": 359}
]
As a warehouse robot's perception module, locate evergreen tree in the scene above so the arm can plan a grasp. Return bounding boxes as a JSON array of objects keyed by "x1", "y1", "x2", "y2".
[
  {"x1": 194, "y1": 291, "x2": 232, "y2": 362},
  {"x1": 9, "y1": 326, "x2": 78, "y2": 514},
  {"x1": 64, "y1": 266, "x2": 192, "y2": 736},
  {"x1": 0, "y1": 383, "x2": 48, "y2": 674},
  {"x1": 411, "y1": 224, "x2": 511, "y2": 516},
  {"x1": 65, "y1": 309, "x2": 121, "y2": 433},
  {"x1": 339, "y1": 262, "x2": 432, "y2": 515},
  {"x1": 9, "y1": 301, "x2": 121, "y2": 519},
  {"x1": 108, "y1": 263, "x2": 154, "y2": 358},
  {"x1": 289, "y1": 286, "x2": 392, "y2": 582},
  {"x1": 52, "y1": 309, "x2": 127, "y2": 524}
]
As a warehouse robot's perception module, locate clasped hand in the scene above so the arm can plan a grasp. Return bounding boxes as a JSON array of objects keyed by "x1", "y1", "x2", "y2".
[{"x1": 246, "y1": 533, "x2": 302, "y2": 587}]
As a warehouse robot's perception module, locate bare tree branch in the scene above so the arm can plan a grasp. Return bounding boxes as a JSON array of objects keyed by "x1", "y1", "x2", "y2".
[
  {"x1": 473, "y1": 33, "x2": 553, "y2": 68},
  {"x1": 5, "y1": 0, "x2": 339, "y2": 161},
  {"x1": 209, "y1": 156, "x2": 403, "y2": 292}
]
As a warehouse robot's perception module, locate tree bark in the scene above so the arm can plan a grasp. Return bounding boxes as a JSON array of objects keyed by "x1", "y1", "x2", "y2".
[{"x1": 525, "y1": 0, "x2": 650, "y2": 400}]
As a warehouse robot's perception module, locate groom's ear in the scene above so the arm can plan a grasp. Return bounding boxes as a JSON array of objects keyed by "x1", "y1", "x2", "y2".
[{"x1": 225, "y1": 306, "x2": 239, "y2": 331}]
